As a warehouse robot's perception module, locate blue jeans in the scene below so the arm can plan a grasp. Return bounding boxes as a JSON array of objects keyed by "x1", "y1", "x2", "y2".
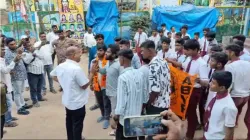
[
  {"x1": 12, "y1": 80, "x2": 25, "y2": 110},
  {"x1": 42, "y1": 64, "x2": 54, "y2": 91},
  {"x1": 27, "y1": 73, "x2": 43, "y2": 104},
  {"x1": 5, "y1": 93, "x2": 13, "y2": 123}
]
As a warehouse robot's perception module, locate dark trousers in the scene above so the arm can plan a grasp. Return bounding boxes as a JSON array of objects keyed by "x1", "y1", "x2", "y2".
[
  {"x1": 1, "y1": 115, "x2": 5, "y2": 139},
  {"x1": 52, "y1": 52, "x2": 56, "y2": 65},
  {"x1": 199, "y1": 87, "x2": 208, "y2": 125},
  {"x1": 66, "y1": 105, "x2": 86, "y2": 140},
  {"x1": 146, "y1": 105, "x2": 168, "y2": 115},
  {"x1": 116, "y1": 122, "x2": 138, "y2": 140},
  {"x1": 95, "y1": 89, "x2": 111, "y2": 120},
  {"x1": 27, "y1": 73, "x2": 43, "y2": 104},
  {"x1": 186, "y1": 88, "x2": 201, "y2": 139}
]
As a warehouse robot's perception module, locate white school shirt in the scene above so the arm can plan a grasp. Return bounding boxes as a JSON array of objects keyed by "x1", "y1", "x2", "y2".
[
  {"x1": 148, "y1": 35, "x2": 160, "y2": 49},
  {"x1": 170, "y1": 38, "x2": 175, "y2": 52},
  {"x1": 163, "y1": 30, "x2": 169, "y2": 37},
  {"x1": 34, "y1": 41, "x2": 54, "y2": 65},
  {"x1": 182, "y1": 57, "x2": 208, "y2": 88},
  {"x1": 243, "y1": 48, "x2": 250, "y2": 55},
  {"x1": 204, "y1": 94, "x2": 237, "y2": 139},
  {"x1": 200, "y1": 37, "x2": 209, "y2": 52},
  {"x1": 134, "y1": 32, "x2": 148, "y2": 46},
  {"x1": 157, "y1": 50, "x2": 176, "y2": 60},
  {"x1": 0, "y1": 57, "x2": 15, "y2": 93},
  {"x1": 174, "y1": 52, "x2": 187, "y2": 63},
  {"x1": 181, "y1": 33, "x2": 191, "y2": 38},
  {"x1": 83, "y1": 32, "x2": 96, "y2": 48},
  {"x1": 225, "y1": 60, "x2": 250, "y2": 97},
  {"x1": 50, "y1": 59, "x2": 89, "y2": 110}
]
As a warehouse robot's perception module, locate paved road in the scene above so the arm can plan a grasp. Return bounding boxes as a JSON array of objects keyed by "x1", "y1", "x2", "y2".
[{"x1": 3, "y1": 54, "x2": 248, "y2": 139}]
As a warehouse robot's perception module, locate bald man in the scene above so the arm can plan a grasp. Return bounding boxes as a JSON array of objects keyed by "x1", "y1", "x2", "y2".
[{"x1": 50, "y1": 46, "x2": 89, "y2": 140}]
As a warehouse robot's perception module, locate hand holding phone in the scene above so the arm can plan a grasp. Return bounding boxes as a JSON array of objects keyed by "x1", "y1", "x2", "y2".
[{"x1": 153, "y1": 110, "x2": 185, "y2": 140}]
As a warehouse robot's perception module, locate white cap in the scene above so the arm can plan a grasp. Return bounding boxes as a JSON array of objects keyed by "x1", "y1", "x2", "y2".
[{"x1": 21, "y1": 35, "x2": 28, "y2": 39}]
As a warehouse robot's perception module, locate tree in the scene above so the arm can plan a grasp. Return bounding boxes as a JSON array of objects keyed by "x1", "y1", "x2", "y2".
[{"x1": 129, "y1": 13, "x2": 150, "y2": 40}]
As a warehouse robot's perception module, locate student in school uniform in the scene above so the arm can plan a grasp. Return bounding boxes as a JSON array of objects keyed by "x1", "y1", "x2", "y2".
[
  {"x1": 233, "y1": 40, "x2": 250, "y2": 61},
  {"x1": 205, "y1": 52, "x2": 228, "y2": 107},
  {"x1": 200, "y1": 28, "x2": 210, "y2": 57},
  {"x1": 181, "y1": 39, "x2": 208, "y2": 140},
  {"x1": 224, "y1": 44, "x2": 250, "y2": 139},
  {"x1": 198, "y1": 44, "x2": 223, "y2": 129},
  {"x1": 157, "y1": 37, "x2": 176, "y2": 60},
  {"x1": 194, "y1": 32, "x2": 200, "y2": 41},
  {"x1": 181, "y1": 25, "x2": 191, "y2": 38},
  {"x1": 204, "y1": 71, "x2": 237, "y2": 140},
  {"x1": 170, "y1": 26, "x2": 176, "y2": 39},
  {"x1": 167, "y1": 39, "x2": 190, "y2": 70},
  {"x1": 161, "y1": 23, "x2": 169, "y2": 37},
  {"x1": 148, "y1": 29, "x2": 160, "y2": 49}
]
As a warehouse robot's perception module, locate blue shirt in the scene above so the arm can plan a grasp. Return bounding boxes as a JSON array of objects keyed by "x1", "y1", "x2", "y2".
[
  {"x1": 88, "y1": 46, "x2": 97, "y2": 71},
  {"x1": 5, "y1": 48, "x2": 27, "y2": 81}
]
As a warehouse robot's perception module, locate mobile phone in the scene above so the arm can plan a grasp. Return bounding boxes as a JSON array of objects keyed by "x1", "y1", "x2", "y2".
[{"x1": 123, "y1": 115, "x2": 168, "y2": 137}]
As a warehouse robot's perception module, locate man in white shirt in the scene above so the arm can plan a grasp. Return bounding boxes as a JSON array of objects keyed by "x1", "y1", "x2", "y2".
[
  {"x1": 161, "y1": 23, "x2": 169, "y2": 37},
  {"x1": 182, "y1": 39, "x2": 208, "y2": 139},
  {"x1": 181, "y1": 25, "x2": 191, "y2": 38},
  {"x1": 22, "y1": 42, "x2": 47, "y2": 107},
  {"x1": 204, "y1": 71, "x2": 237, "y2": 139},
  {"x1": 140, "y1": 40, "x2": 171, "y2": 114},
  {"x1": 225, "y1": 44, "x2": 250, "y2": 139},
  {"x1": 134, "y1": 27, "x2": 148, "y2": 61},
  {"x1": 113, "y1": 49, "x2": 147, "y2": 140},
  {"x1": 206, "y1": 31, "x2": 218, "y2": 47},
  {"x1": 50, "y1": 46, "x2": 89, "y2": 140},
  {"x1": 157, "y1": 37, "x2": 176, "y2": 60},
  {"x1": 83, "y1": 27, "x2": 96, "y2": 49},
  {"x1": 148, "y1": 29, "x2": 160, "y2": 49},
  {"x1": 34, "y1": 32, "x2": 57, "y2": 94},
  {"x1": 46, "y1": 25, "x2": 59, "y2": 64},
  {"x1": 0, "y1": 41, "x2": 21, "y2": 127}
]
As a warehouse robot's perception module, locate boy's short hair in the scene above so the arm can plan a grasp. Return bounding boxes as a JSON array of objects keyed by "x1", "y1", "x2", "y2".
[
  {"x1": 175, "y1": 32, "x2": 182, "y2": 37},
  {"x1": 233, "y1": 34, "x2": 246, "y2": 43},
  {"x1": 140, "y1": 40, "x2": 155, "y2": 49},
  {"x1": 210, "y1": 52, "x2": 228, "y2": 67},
  {"x1": 161, "y1": 37, "x2": 171, "y2": 45},
  {"x1": 108, "y1": 44, "x2": 120, "y2": 58},
  {"x1": 175, "y1": 38, "x2": 185, "y2": 46},
  {"x1": 212, "y1": 71, "x2": 232, "y2": 89},
  {"x1": 167, "y1": 32, "x2": 172, "y2": 35},
  {"x1": 184, "y1": 39, "x2": 200, "y2": 51},
  {"x1": 119, "y1": 39, "x2": 130, "y2": 46},
  {"x1": 203, "y1": 28, "x2": 210, "y2": 32},
  {"x1": 233, "y1": 40, "x2": 244, "y2": 51},
  {"x1": 97, "y1": 44, "x2": 107, "y2": 51},
  {"x1": 210, "y1": 44, "x2": 223, "y2": 52},
  {"x1": 95, "y1": 34, "x2": 104, "y2": 39},
  {"x1": 114, "y1": 37, "x2": 122, "y2": 42},
  {"x1": 207, "y1": 31, "x2": 216, "y2": 38},
  {"x1": 225, "y1": 44, "x2": 241, "y2": 57},
  {"x1": 161, "y1": 23, "x2": 166, "y2": 27},
  {"x1": 194, "y1": 32, "x2": 200, "y2": 36},
  {"x1": 118, "y1": 49, "x2": 134, "y2": 60}
]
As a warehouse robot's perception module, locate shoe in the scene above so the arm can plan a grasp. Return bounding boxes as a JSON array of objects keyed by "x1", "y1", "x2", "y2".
[
  {"x1": 89, "y1": 104, "x2": 99, "y2": 111},
  {"x1": 12, "y1": 117, "x2": 18, "y2": 121},
  {"x1": 17, "y1": 108, "x2": 29, "y2": 115},
  {"x1": 103, "y1": 120, "x2": 110, "y2": 129},
  {"x1": 24, "y1": 98, "x2": 30, "y2": 101},
  {"x1": 97, "y1": 116, "x2": 104, "y2": 123},
  {"x1": 50, "y1": 89, "x2": 57, "y2": 94},
  {"x1": 22, "y1": 104, "x2": 33, "y2": 109},
  {"x1": 33, "y1": 102, "x2": 40, "y2": 107},
  {"x1": 4, "y1": 121, "x2": 18, "y2": 127},
  {"x1": 196, "y1": 124, "x2": 203, "y2": 130},
  {"x1": 38, "y1": 98, "x2": 48, "y2": 102}
]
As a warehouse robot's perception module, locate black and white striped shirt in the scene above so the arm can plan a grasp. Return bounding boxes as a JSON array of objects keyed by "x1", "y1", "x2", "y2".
[{"x1": 22, "y1": 50, "x2": 44, "y2": 75}]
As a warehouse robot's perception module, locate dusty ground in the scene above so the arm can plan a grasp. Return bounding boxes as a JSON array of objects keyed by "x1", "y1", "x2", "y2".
[{"x1": 3, "y1": 54, "x2": 248, "y2": 139}]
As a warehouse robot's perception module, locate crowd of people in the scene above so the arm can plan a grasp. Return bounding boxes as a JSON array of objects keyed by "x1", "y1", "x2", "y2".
[{"x1": 0, "y1": 23, "x2": 250, "y2": 140}]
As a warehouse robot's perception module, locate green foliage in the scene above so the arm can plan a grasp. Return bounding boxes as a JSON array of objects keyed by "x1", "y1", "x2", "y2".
[
  {"x1": 130, "y1": 14, "x2": 150, "y2": 40},
  {"x1": 216, "y1": 24, "x2": 241, "y2": 42}
]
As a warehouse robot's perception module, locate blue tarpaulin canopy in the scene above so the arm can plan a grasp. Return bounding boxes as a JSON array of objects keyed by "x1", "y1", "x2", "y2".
[
  {"x1": 86, "y1": 0, "x2": 119, "y2": 46},
  {"x1": 152, "y1": 4, "x2": 219, "y2": 38}
]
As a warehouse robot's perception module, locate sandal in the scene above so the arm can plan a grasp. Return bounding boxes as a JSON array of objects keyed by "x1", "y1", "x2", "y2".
[
  {"x1": 109, "y1": 130, "x2": 116, "y2": 136},
  {"x1": 12, "y1": 117, "x2": 18, "y2": 121},
  {"x1": 4, "y1": 122, "x2": 18, "y2": 127}
]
